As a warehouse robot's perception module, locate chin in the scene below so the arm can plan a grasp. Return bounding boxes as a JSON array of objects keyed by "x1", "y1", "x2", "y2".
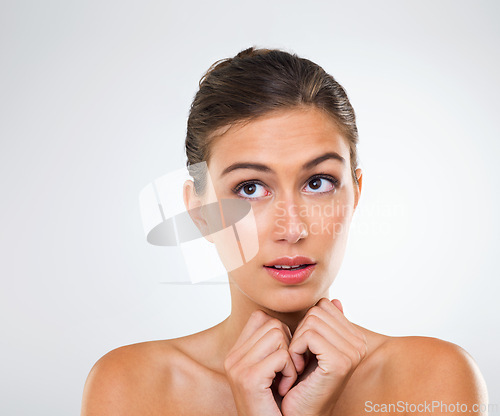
[{"x1": 258, "y1": 285, "x2": 328, "y2": 314}]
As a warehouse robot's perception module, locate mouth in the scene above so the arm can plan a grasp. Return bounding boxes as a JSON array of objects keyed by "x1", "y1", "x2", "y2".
[
  {"x1": 264, "y1": 255, "x2": 316, "y2": 268},
  {"x1": 263, "y1": 256, "x2": 317, "y2": 284},
  {"x1": 263, "y1": 264, "x2": 316, "y2": 284},
  {"x1": 264, "y1": 264, "x2": 311, "y2": 270}
]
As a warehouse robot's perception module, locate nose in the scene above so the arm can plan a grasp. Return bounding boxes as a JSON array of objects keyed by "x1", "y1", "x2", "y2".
[{"x1": 273, "y1": 198, "x2": 309, "y2": 244}]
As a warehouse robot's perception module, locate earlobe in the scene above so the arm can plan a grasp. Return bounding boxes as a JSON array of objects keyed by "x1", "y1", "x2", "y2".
[
  {"x1": 356, "y1": 168, "x2": 363, "y2": 193},
  {"x1": 183, "y1": 180, "x2": 214, "y2": 243},
  {"x1": 353, "y1": 168, "x2": 363, "y2": 211}
]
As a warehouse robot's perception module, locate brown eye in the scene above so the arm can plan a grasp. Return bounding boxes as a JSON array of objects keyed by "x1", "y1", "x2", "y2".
[
  {"x1": 243, "y1": 184, "x2": 256, "y2": 195},
  {"x1": 233, "y1": 181, "x2": 271, "y2": 199},
  {"x1": 304, "y1": 175, "x2": 338, "y2": 194},
  {"x1": 309, "y1": 179, "x2": 322, "y2": 190}
]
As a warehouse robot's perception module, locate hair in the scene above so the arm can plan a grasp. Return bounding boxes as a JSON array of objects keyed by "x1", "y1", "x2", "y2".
[{"x1": 185, "y1": 46, "x2": 359, "y2": 195}]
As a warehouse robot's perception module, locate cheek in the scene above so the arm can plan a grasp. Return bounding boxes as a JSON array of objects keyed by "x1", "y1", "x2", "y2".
[
  {"x1": 315, "y1": 210, "x2": 353, "y2": 272},
  {"x1": 211, "y1": 200, "x2": 260, "y2": 271},
  {"x1": 232, "y1": 203, "x2": 274, "y2": 245},
  {"x1": 308, "y1": 199, "x2": 353, "y2": 240}
]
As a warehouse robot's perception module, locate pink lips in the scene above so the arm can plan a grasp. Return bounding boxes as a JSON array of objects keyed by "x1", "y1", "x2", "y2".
[
  {"x1": 264, "y1": 264, "x2": 316, "y2": 284},
  {"x1": 263, "y1": 255, "x2": 316, "y2": 284}
]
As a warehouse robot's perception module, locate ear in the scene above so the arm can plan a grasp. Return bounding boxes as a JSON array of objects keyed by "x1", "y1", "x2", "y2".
[
  {"x1": 353, "y1": 168, "x2": 363, "y2": 211},
  {"x1": 183, "y1": 179, "x2": 214, "y2": 243}
]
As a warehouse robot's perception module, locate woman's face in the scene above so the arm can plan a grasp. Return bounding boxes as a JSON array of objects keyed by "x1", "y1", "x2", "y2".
[{"x1": 202, "y1": 106, "x2": 362, "y2": 313}]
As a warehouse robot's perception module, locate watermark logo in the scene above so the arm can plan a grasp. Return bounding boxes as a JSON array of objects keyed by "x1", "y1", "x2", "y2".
[
  {"x1": 138, "y1": 161, "x2": 259, "y2": 284},
  {"x1": 365, "y1": 400, "x2": 497, "y2": 414}
]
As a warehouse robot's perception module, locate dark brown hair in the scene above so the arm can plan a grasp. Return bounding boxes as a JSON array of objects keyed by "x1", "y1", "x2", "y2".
[{"x1": 185, "y1": 47, "x2": 359, "y2": 195}]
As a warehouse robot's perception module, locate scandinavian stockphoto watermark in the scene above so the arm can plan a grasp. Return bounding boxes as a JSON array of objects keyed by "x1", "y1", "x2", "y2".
[
  {"x1": 139, "y1": 162, "x2": 407, "y2": 284},
  {"x1": 365, "y1": 400, "x2": 497, "y2": 414},
  {"x1": 273, "y1": 199, "x2": 406, "y2": 237}
]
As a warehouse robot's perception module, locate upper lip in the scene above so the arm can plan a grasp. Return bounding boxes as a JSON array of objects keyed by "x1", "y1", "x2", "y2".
[{"x1": 264, "y1": 256, "x2": 316, "y2": 267}]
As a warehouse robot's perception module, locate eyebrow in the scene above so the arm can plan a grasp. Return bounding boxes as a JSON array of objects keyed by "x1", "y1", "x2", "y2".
[{"x1": 220, "y1": 151, "x2": 346, "y2": 178}]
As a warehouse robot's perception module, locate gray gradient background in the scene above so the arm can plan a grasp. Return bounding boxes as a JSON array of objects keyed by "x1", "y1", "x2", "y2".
[{"x1": 1, "y1": 0, "x2": 499, "y2": 414}]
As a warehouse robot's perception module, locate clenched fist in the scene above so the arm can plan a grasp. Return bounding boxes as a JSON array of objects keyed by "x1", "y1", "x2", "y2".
[{"x1": 224, "y1": 298, "x2": 368, "y2": 416}]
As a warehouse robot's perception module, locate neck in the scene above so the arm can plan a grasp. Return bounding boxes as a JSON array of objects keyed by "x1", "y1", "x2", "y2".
[{"x1": 216, "y1": 281, "x2": 328, "y2": 367}]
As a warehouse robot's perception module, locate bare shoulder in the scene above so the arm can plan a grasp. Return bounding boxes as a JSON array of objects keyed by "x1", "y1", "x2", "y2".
[
  {"x1": 80, "y1": 327, "x2": 233, "y2": 416},
  {"x1": 81, "y1": 339, "x2": 185, "y2": 416},
  {"x1": 381, "y1": 336, "x2": 488, "y2": 409}
]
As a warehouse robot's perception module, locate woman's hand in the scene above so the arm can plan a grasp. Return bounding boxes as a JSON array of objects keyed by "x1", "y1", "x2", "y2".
[
  {"x1": 280, "y1": 298, "x2": 367, "y2": 416},
  {"x1": 224, "y1": 310, "x2": 298, "y2": 416}
]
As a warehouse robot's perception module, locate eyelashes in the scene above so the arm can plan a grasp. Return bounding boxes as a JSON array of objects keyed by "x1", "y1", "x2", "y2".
[
  {"x1": 231, "y1": 173, "x2": 339, "y2": 199},
  {"x1": 232, "y1": 180, "x2": 271, "y2": 199}
]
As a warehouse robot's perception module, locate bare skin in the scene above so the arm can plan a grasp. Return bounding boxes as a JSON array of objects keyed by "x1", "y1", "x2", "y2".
[
  {"x1": 81, "y1": 319, "x2": 488, "y2": 415},
  {"x1": 81, "y1": 108, "x2": 488, "y2": 415}
]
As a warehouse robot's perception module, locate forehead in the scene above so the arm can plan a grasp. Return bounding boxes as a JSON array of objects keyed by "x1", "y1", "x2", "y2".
[{"x1": 208, "y1": 107, "x2": 350, "y2": 173}]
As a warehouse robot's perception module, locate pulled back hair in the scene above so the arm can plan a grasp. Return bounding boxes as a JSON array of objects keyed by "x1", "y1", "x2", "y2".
[{"x1": 185, "y1": 47, "x2": 359, "y2": 195}]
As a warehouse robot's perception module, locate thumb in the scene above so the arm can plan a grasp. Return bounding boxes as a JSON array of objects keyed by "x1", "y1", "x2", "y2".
[{"x1": 332, "y1": 298, "x2": 344, "y2": 314}]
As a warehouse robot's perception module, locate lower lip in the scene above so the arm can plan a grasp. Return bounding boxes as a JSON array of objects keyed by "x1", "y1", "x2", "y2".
[{"x1": 264, "y1": 264, "x2": 316, "y2": 284}]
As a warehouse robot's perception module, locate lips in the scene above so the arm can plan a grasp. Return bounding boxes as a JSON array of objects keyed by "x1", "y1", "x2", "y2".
[
  {"x1": 264, "y1": 255, "x2": 316, "y2": 268},
  {"x1": 263, "y1": 256, "x2": 317, "y2": 284}
]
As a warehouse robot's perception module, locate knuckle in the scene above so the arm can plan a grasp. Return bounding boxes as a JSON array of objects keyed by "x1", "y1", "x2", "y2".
[
  {"x1": 250, "y1": 309, "x2": 267, "y2": 321},
  {"x1": 268, "y1": 326, "x2": 283, "y2": 336},
  {"x1": 348, "y1": 349, "x2": 362, "y2": 366},
  {"x1": 268, "y1": 317, "x2": 283, "y2": 329},
  {"x1": 225, "y1": 361, "x2": 240, "y2": 380},
  {"x1": 309, "y1": 305, "x2": 322, "y2": 315},
  {"x1": 303, "y1": 307, "x2": 320, "y2": 322},
  {"x1": 263, "y1": 319, "x2": 286, "y2": 335},
  {"x1": 334, "y1": 354, "x2": 353, "y2": 375},
  {"x1": 302, "y1": 328, "x2": 318, "y2": 339},
  {"x1": 317, "y1": 297, "x2": 331, "y2": 308},
  {"x1": 306, "y1": 314, "x2": 321, "y2": 325},
  {"x1": 267, "y1": 327, "x2": 287, "y2": 344},
  {"x1": 276, "y1": 348, "x2": 289, "y2": 360},
  {"x1": 355, "y1": 339, "x2": 368, "y2": 359}
]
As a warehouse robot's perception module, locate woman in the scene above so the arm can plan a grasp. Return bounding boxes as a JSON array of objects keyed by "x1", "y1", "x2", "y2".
[{"x1": 81, "y1": 47, "x2": 488, "y2": 415}]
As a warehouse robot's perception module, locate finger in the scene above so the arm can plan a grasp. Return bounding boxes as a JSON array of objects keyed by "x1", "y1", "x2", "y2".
[
  {"x1": 295, "y1": 306, "x2": 362, "y2": 346},
  {"x1": 232, "y1": 318, "x2": 291, "y2": 364},
  {"x1": 229, "y1": 310, "x2": 271, "y2": 352},
  {"x1": 228, "y1": 313, "x2": 291, "y2": 366},
  {"x1": 332, "y1": 298, "x2": 343, "y2": 314},
  {"x1": 252, "y1": 348, "x2": 297, "y2": 396},
  {"x1": 290, "y1": 309, "x2": 367, "y2": 375},
  {"x1": 277, "y1": 351, "x2": 297, "y2": 397},
  {"x1": 314, "y1": 298, "x2": 363, "y2": 340},
  {"x1": 292, "y1": 306, "x2": 351, "y2": 346},
  {"x1": 292, "y1": 314, "x2": 364, "y2": 365},
  {"x1": 241, "y1": 327, "x2": 290, "y2": 365},
  {"x1": 289, "y1": 328, "x2": 351, "y2": 375}
]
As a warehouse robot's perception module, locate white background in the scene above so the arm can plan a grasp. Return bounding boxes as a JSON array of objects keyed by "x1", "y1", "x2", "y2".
[{"x1": 1, "y1": 0, "x2": 498, "y2": 414}]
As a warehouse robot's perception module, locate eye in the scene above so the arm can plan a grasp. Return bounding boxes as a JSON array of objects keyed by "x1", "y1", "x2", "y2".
[
  {"x1": 232, "y1": 181, "x2": 271, "y2": 199},
  {"x1": 232, "y1": 174, "x2": 338, "y2": 199},
  {"x1": 303, "y1": 174, "x2": 338, "y2": 194}
]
